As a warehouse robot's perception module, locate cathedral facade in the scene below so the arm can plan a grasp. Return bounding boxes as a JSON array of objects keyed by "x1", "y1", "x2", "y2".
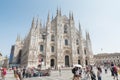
[{"x1": 10, "y1": 9, "x2": 94, "y2": 69}]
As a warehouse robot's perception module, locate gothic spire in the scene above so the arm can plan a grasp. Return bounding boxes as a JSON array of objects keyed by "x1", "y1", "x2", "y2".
[
  {"x1": 87, "y1": 32, "x2": 91, "y2": 41},
  {"x1": 30, "y1": 17, "x2": 35, "y2": 31},
  {"x1": 52, "y1": 14, "x2": 53, "y2": 20},
  {"x1": 35, "y1": 18, "x2": 41, "y2": 34},
  {"x1": 36, "y1": 18, "x2": 40, "y2": 28},
  {"x1": 59, "y1": 7, "x2": 61, "y2": 16},
  {"x1": 57, "y1": 7, "x2": 58, "y2": 16},
  {"x1": 79, "y1": 22, "x2": 82, "y2": 36},
  {"x1": 16, "y1": 34, "x2": 21, "y2": 42},
  {"x1": 47, "y1": 11, "x2": 50, "y2": 22},
  {"x1": 72, "y1": 12, "x2": 74, "y2": 20},
  {"x1": 86, "y1": 31, "x2": 91, "y2": 42},
  {"x1": 56, "y1": 7, "x2": 61, "y2": 16},
  {"x1": 32, "y1": 17, "x2": 35, "y2": 28},
  {"x1": 69, "y1": 11, "x2": 72, "y2": 20}
]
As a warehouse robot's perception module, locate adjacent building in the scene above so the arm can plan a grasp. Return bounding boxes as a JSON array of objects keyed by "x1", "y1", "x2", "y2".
[
  {"x1": 9, "y1": 45, "x2": 16, "y2": 67},
  {"x1": 10, "y1": 9, "x2": 94, "y2": 69},
  {"x1": 94, "y1": 53, "x2": 120, "y2": 66},
  {"x1": 0, "y1": 53, "x2": 9, "y2": 68},
  {"x1": 0, "y1": 53, "x2": 3, "y2": 67}
]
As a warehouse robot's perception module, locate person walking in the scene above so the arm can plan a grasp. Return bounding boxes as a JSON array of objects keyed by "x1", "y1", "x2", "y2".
[
  {"x1": 58, "y1": 67, "x2": 61, "y2": 76},
  {"x1": 1, "y1": 68, "x2": 6, "y2": 80},
  {"x1": 89, "y1": 65, "x2": 96, "y2": 80},
  {"x1": 104, "y1": 66, "x2": 107, "y2": 74},
  {"x1": 14, "y1": 69, "x2": 20, "y2": 80},
  {"x1": 110, "y1": 62, "x2": 114, "y2": 77},
  {"x1": 17, "y1": 69, "x2": 22, "y2": 80},
  {"x1": 83, "y1": 66, "x2": 91, "y2": 80},
  {"x1": 113, "y1": 65, "x2": 118, "y2": 80},
  {"x1": 22, "y1": 67, "x2": 26, "y2": 78},
  {"x1": 97, "y1": 67, "x2": 102, "y2": 80}
]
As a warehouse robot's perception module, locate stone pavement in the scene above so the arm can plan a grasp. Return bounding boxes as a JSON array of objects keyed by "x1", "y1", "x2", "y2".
[
  {"x1": 0, "y1": 70, "x2": 16, "y2": 80},
  {"x1": 23, "y1": 69, "x2": 120, "y2": 80},
  {"x1": 1, "y1": 68, "x2": 120, "y2": 80}
]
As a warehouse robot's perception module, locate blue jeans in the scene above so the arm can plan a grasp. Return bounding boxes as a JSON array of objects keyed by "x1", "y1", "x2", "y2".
[{"x1": 98, "y1": 76, "x2": 101, "y2": 80}]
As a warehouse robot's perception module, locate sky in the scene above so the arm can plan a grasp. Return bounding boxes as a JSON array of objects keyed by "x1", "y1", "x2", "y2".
[{"x1": 0, "y1": 0, "x2": 120, "y2": 57}]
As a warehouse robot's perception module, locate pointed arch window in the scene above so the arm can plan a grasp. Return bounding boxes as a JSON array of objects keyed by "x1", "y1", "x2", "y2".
[
  {"x1": 40, "y1": 45, "x2": 44, "y2": 52},
  {"x1": 65, "y1": 39, "x2": 68, "y2": 45},
  {"x1": 76, "y1": 39, "x2": 79, "y2": 45},
  {"x1": 84, "y1": 49, "x2": 86, "y2": 55},
  {"x1": 64, "y1": 25, "x2": 67, "y2": 33},
  {"x1": 51, "y1": 35, "x2": 55, "y2": 41},
  {"x1": 51, "y1": 46, "x2": 54, "y2": 52},
  {"x1": 77, "y1": 48, "x2": 79, "y2": 54}
]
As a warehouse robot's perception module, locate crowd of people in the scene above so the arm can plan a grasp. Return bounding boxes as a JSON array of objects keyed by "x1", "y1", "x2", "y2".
[
  {"x1": 1, "y1": 62, "x2": 120, "y2": 80},
  {"x1": 13, "y1": 66, "x2": 50, "y2": 80},
  {"x1": 13, "y1": 67, "x2": 41, "y2": 80},
  {"x1": 72, "y1": 62, "x2": 120, "y2": 80}
]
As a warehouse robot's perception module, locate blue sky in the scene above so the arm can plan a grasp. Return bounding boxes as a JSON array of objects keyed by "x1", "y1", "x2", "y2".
[{"x1": 0, "y1": 0, "x2": 120, "y2": 57}]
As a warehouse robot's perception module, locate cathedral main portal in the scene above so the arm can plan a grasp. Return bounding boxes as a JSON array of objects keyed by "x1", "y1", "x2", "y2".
[
  {"x1": 50, "y1": 59, "x2": 55, "y2": 67},
  {"x1": 65, "y1": 55, "x2": 70, "y2": 67}
]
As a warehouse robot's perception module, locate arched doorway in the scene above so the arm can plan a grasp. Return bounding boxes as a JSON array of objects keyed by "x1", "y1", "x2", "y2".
[
  {"x1": 50, "y1": 59, "x2": 55, "y2": 67},
  {"x1": 85, "y1": 60, "x2": 88, "y2": 65},
  {"x1": 65, "y1": 55, "x2": 69, "y2": 67}
]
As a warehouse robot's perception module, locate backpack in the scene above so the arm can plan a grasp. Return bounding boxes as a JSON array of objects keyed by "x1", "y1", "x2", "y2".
[{"x1": 3, "y1": 71, "x2": 6, "y2": 75}]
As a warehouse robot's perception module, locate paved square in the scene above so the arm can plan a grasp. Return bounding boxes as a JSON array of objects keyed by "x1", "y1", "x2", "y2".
[{"x1": 1, "y1": 68, "x2": 120, "y2": 80}]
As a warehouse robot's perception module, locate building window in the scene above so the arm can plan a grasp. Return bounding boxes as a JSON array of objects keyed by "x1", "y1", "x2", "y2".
[
  {"x1": 65, "y1": 39, "x2": 68, "y2": 45},
  {"x1": 77, "y1": 48, "x2": 79, "y2": 54},
  {"x1": 51, "y1": 35, "x2": 55, "y2": 41},
  {"x1": 84, "y1": 49, "x2": 86, "y2": 55},
  {"x1": 76, "y1": 39, "x2": 79, "y2": 45},
  {"x1": 64, "y1": 25, "x2": 67, "y2": 33},
  {"x1": 40, "y1": 45, "x2": 44, "y2": 52},
  {"x1": 51, "y1": 46, "x2": 54, "y2": 52}
]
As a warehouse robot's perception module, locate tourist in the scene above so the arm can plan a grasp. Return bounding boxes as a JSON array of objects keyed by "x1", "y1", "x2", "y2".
[
  {"x1": 1, "y1": 68, "x2": 6, "y2": 80},
  {"x1": 110, "y1": 62, "x2": 114, "y2": 77},
  {"x1": 72, "y1": 67, "x2": 82, "y2": 80},
  {"x1": 113, "y1": 65, "x2": 118, "y2": 80},
  {"x1": 14, "y1": 69, "x2": 20, "y2": 80},
  {"x1": 97, "y1": 67, "x2": 102, "y2": 80},
  {"x1": 82, "y1": 66, "x2": 91, "y2": 80},
  {"x1": 118, "y1": 65, "x2": 120, "y2": 75},
  {"x1": 58, "y1": 67, "x2": 61, "y2": 76},
  {"x1": 89, "y1": 65, "x2": 96, "y2": 80},
  {"x1": 22, "y1": 67, "x2": 26, "y2": 78},
  {"x1": 104, "y1": 66, "x2": 107, "y2": 74},
  {"x1": 17, "y1": 69, "x2": 22, "y2": 80}
]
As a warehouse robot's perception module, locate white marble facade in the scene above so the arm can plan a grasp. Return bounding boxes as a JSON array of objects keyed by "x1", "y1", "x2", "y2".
[{"x1": 11, "y1": 9, "x2": 94, "y2": 69}]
